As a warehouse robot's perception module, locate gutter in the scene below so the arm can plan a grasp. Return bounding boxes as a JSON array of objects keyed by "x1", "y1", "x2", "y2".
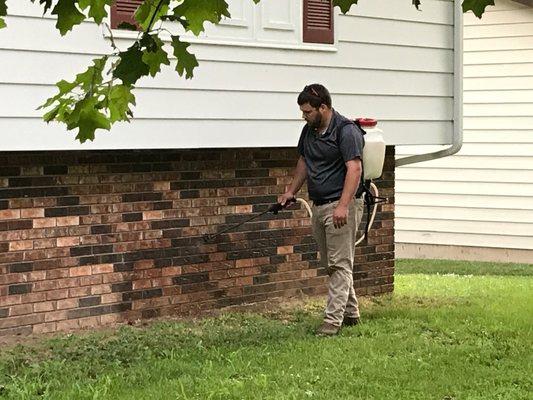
[{"x1": 395, "y1": 1, "x2": 463, "y2": 167}]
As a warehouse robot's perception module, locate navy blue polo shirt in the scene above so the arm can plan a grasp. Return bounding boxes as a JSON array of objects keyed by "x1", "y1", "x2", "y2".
[{"x1": 297, "y1": 110, "x2": 364, "y2": 202}]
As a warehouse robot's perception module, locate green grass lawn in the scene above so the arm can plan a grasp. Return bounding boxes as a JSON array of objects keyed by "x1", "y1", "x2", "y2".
[{"x1": 1, "y1": 259, "x2": 532, "y2": 400}]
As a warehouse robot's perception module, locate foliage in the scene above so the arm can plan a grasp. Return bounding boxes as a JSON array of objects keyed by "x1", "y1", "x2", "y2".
[{"x1": 0, "y1": 0, "x2": 496, "y2": 142}]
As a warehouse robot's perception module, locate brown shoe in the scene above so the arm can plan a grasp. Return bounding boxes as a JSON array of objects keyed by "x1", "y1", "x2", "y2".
[
  {"x1": 316, "y1": 322, "x2": 340, "y2": 336},
  {"x1": 342, "y1": 316, "x2": 360, "y2": 327}
]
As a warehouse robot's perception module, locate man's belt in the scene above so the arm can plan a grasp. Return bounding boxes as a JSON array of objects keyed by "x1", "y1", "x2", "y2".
[{"x1": 313, "y1": 197, "x2": 341, "y2": 206}]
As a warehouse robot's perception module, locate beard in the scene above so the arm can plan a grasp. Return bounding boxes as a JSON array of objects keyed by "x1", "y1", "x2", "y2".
[{"x1": 307, "y1": 113, "x2": 322, "y2": 130}]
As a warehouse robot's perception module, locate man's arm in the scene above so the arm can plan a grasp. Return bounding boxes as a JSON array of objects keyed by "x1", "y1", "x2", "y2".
[
  {"x1": 279, "y1": 156, "x2": 307, "y2": 206},
  {"x1": 333, "y1": 158, "x2": 362, "y2": 228}
]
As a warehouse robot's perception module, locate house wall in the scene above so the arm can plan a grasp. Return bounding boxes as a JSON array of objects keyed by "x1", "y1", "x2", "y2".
[
  {"x1": 0, "y1": 0, "x2": 456, "y2": 149},
  {"x1": 0, "y1": 0, "x2": 454, "y2": 334},
  {"x1": 396, "y1": 0, "x2": 533, "y2": 262},
  {"x1": 0, "y1": 148, "x2": 395, "y2": 335}
]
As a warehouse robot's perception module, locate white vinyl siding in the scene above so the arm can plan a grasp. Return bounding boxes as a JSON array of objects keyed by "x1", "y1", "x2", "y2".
[
  {"x1": 0, "y1": 0, "x2": 456, "y2": 150},
  {"x1": 396, "y1": 0, "x2": 533, "y2": 251}
]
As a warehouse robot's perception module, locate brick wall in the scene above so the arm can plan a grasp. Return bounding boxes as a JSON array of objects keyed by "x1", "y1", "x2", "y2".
[{"x1": 0, "y1": 147, "x2": 395, "y2": 336}]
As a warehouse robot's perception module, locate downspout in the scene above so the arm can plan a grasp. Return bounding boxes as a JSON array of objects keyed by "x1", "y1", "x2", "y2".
[{"x1": 395, "y1": 1, "x2": 463, "y2": 167}]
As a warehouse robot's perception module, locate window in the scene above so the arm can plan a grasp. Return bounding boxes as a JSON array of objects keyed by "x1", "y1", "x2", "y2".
[
  {"x1": 303, "y1": 0, "x2": 334, "y2": 44},
  {"x1": 110, "y1": 0, "x2": 143, "y2": 29},
  {"x1": 111, "y1": 0, "x2": 335, "y2": 46}
]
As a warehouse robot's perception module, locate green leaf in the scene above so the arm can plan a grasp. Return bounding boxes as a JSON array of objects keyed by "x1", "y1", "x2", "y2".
[
  {"x1": 75, "y1": 57, "x2": 107, "y2": 91},
  {"x1": 38, "y1": 79, "x2": 78, "y2": 110},
  {"x1": 78, "y1": 0, "x2": 113, "y2": 24},
  {"x1": 333, "y1": 0, "x2": 358, "y2": 14},
  {"x1": 31, "y1": 0, "x2": 54, "y2": 14},
  {"x1": 61, "y1": 97, "x2": 110, "y2": 142},
  {"x1": 117, "y1": 21, "x2": 138, "y2": 31},
  {"x1": 52, "y1": 0, "x2": 85, "y2": 35},
  {"x1": 77, "y1": 107, "x2": 111, "y2": 142},
  {"x1": 462, "y1": 0, "x2": 495, "y2": 18},
  {"x1": 108, "y1": 85, "x2": 136, "y2": 123},
  {"x1": 135, "y1": 0, "x2": 170, "y2": 31},
  {"x1": 114, "y1": 44, "x2": 150, "y2": 85},
  {"x1": 171, "y1": 35, "x2": 199, "y2": 79},
  {"x1": 141, "y1": 35, "x2": 170, "y2": 77},
  {"x1": 0, "y1": 0, "x2": 6, "y2": 29},
  {"x1": 171, "y1": 0, "x2": 230, "y2": 36},
  {"x1": 43, "y1": 98, "x2": 75, "y2": 122}
]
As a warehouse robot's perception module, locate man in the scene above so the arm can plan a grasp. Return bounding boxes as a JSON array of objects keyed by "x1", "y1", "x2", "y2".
[{"x1": 278, "y1": 84, "x2": 365, "y2": 336}]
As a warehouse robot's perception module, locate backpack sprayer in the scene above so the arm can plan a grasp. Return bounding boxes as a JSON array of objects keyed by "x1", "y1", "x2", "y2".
[{"x1": 203, "y1": 118, "x2": 387, "y2": 245}]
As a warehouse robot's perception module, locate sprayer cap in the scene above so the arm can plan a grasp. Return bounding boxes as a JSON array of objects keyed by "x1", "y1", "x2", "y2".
[{"x1": 356, "y1": 118, "x2": 378, "y2": 127}]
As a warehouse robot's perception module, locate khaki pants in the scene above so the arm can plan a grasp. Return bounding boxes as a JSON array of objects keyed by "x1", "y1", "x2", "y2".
[{"x1": 312, "y1": 198, "x2": 364, "y2": 326}]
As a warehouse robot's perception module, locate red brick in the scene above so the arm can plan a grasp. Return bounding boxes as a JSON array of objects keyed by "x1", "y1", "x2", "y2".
[
  {"x1": 101, "y1": 293, "x2": 122, "y2": 304},
  {"x1": 56, "y1": 319, "x2": 80, "y2": 331},
  {"x1": 33, "y1": 238, "x2": 57, "y2": 249},
  {"x1": 143, "y1": 211, "x2": 163, "y2": 220},
  {"x1": 9, "y1": 304, "x2": 33, "y2": 316},
  {"x1": 0, "y1": 231, "x2": 22, "y2": 241},
  {"x1": 151, "y1": 277, "x2": 172, "y2": 287},
  {"x1": 69, "y1": 287, "x2": 91, "y2": 297},
  {"x1": 33, "y1": 218, "x2": 56, "y2": 228},
  {"x1": 33, "y1": 280, "x2": 58, "y2": 292},
  {"x1": 0, "y1": 314, "x2": 44, "y2": 329},
  {"x1": 79, "y1": 316, "x2": 101, "y2": 329},
  {"x1": 46, "y1": 269, "x2": 69, "y2": 280},
  {"x1": 33, "y1": 322, "x2": 57, "y2": 333},
  {"x1": 21, "y1": 292, "x2": 46, "y2": 303},
  {"x1": 21, "y1": 208, "x2": 45, "y2": 219},
  {"x1": 0, "y1": 209, "x2": 20, "y2": 219},
  {"x1": 70, "y1": 266, "x2": 92, "y2": 277},
  {"x1": 134, "y1": 260, "x2": 154, "y2": 270},
  {"x1": 91, "y1": 284, "x2": 112, "y2": 295},
  {"x1": 46, "y1": 289, "x2": 69, "y2": 301},
  {"x1": 57, "y1": 237, "x2": 80, "y2": 247},
  {"x1": 236, "y1": 276, "x2": 253, "y2": 286},
  {"x1": 27, "y1": 271, "x2": 47, "y2": 281},
  {"x1": 79, "y1": 275, "x2": 103, "y2": 286},
  {"x1": 57, "y1": 216, "x2": 79, "y2": 226},
  {"x1": 236, "y1": 259, "x2": 253, "y2": 268},
  {"x1": 33, "y1": 198, "x2": 57, "y2": 207},
  {"x1": 56, "y1": 298, "x2": 78, "y2": 310},
  {"x1": 132, "y1": 279, "x2": 152, "y2": 290},
  {"x1": 10, "y1": 240, "x2": 34, "y2": 251},
  {"x1": 34, "y1": 301, "x2": 55, "y2": 313},
  {"x1": 102, "y1": 272, "x2": 130, "y2": 284},
  {"x1": 91, "y1": 264, "x2": 113, "y2": 274},
  {"x1": 162, "y1": 266, "x2": 181, "y2": 277},
  {"x1": 154, "y1": 181, "x2": 170, "y2": 191}
]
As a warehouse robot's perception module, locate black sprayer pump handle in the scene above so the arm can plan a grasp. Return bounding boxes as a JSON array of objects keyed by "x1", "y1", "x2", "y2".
[{"x1": 269, "y1": 197, "x2": 296, "y2": 214}]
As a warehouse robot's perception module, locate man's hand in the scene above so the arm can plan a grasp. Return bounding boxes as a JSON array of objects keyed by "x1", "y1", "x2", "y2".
[
  {"x1": 278, "y1": 192, "x2": 295, "y2": 207},
  {"x1": 333, "y1": 204, "x2": 349, "y2": 229}
]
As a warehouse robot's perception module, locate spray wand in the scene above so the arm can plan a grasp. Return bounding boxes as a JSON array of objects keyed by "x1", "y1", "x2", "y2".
[{"x1": 203, "y1": 198, "x2": 296, "y2": 243}]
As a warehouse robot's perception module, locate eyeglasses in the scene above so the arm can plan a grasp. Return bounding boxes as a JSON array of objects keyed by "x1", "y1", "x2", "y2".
[{"x1": 305, "y1": 85, "x2": 320, "y2": 97}]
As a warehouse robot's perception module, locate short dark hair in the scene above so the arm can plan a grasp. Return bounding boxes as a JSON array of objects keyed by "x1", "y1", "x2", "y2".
[{"x1": 297, "y1": 84, "x2": 332, "y2": 109}]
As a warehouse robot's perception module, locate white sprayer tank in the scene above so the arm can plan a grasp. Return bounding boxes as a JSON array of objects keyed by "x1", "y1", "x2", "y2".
[{"x1": 357, "y1": 118, "x2": 386, "y2": 180}]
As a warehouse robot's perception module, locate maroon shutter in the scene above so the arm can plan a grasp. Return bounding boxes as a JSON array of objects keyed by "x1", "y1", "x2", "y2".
[
  {"x1": 303, "y1": 0, "x2": 334, "y2": 44},
  {"x1": 111, "y1": 0, "x2": 143, "y2": 29}
]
